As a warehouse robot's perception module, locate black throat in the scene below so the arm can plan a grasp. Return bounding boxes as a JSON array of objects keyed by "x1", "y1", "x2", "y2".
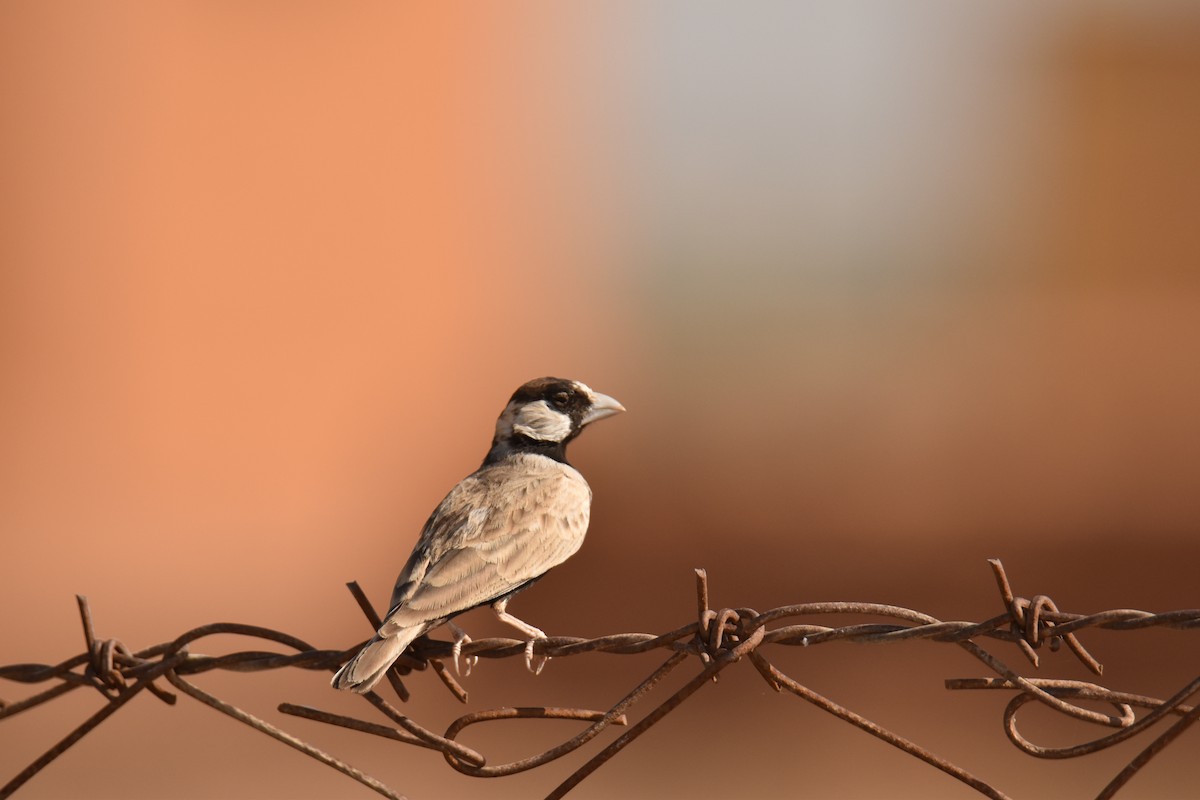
[{"x1": 482, "y1": 435, "x2": 571, "y2": 467}]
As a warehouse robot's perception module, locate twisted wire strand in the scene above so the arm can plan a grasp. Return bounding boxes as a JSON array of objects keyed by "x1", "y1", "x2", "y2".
[{"x1": 1, "y1": 561, "x2": 1197, "y2": 800}]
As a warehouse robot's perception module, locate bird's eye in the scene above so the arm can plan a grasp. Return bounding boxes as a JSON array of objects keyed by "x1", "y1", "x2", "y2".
[{"x1": 552, "y1": 391, "x2": 570, "y2": 407}]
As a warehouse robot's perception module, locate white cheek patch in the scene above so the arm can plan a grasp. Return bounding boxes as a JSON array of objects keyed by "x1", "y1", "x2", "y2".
[{"x1": 512, "y1": 400, "x2": 573, "y2": 442}]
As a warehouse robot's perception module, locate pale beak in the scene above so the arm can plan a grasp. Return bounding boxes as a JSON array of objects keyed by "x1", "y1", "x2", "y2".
[{"x1": 581, "y1": 392, "x2": 626, "y2": 426}]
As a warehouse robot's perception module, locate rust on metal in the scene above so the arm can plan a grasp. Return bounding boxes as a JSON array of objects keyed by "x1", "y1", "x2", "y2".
[{"x1": 2, "y1": 560, "x2": 1198, "y2": 799}]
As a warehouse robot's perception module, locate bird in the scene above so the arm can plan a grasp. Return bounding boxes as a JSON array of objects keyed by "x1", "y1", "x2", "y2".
[{"x1": 331, "y1": 377, "x2": 625, "y2": 694}]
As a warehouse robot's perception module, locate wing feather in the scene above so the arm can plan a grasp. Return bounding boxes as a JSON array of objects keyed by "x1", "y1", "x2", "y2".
[{"x1": 379, "y1": 454, "x2": 591, "y2": 636}]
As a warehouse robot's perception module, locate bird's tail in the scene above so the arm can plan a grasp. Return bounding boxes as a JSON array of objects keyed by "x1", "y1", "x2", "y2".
[{"x1": 331, "y1": 627, "x2": 421, "y2": 693}]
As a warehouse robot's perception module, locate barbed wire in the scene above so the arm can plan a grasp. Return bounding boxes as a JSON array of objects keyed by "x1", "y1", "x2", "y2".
[{"x1": 2, "y1": 559, "x2": 1198, "y2": 799}]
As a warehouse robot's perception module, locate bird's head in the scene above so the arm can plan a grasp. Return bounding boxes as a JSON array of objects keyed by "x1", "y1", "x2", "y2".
[{"x1": 488, "y1": 377, "x2": 625, "y2": 464}]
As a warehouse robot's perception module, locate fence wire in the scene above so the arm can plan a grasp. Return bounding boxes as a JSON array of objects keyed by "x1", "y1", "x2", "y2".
[{"x1": 2, "y1": 559, "x2": 1198, "y2": 800}]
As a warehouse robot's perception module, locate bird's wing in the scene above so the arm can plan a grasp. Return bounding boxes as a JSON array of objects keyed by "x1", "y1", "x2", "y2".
[{"x1": 378, "y1": 457, "x2": 591, "y2": 637}]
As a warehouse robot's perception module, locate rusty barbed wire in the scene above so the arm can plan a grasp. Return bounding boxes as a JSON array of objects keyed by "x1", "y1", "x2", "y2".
[{"x1": 2, "y1": 559, "x2": 1198, "y2": 799}]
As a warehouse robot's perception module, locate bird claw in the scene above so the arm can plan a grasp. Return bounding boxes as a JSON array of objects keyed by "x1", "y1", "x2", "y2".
[
  {"x1": 524, "y1": 637, "x2": 549, "y2": 675},
  {"x1": 492, "y1": 600, "x2": 549, "y2": 675},
  {"x1": 448, "y1": 624, "x2": 478, "y2": 677}
]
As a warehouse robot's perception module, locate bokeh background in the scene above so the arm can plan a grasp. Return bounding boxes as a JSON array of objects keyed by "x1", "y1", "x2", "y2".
[{"x1": 3, "y1": 2, "x2": 1200, "y2": 798}]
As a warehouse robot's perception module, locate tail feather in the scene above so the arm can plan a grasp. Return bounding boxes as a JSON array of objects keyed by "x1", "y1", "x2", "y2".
[{"x1": 331, "y1": 628, "x2": 421, "y2": 693}]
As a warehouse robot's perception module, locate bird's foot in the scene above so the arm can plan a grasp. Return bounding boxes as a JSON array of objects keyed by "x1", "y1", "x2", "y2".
[
  {"x1": 524, "y1": 633, "x2": 549, "y2": 675},
  {"x1": 447, "y1": 622, "x2": 478, "y2": 677},
  {"x1": 492, "y1": 600, "x2": 549, "y2": 675}
]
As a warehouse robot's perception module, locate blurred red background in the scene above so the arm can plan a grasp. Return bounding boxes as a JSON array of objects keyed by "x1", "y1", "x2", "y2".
[{"x1": 3, "y1": 3, "x2": 1199, "y2": 798}]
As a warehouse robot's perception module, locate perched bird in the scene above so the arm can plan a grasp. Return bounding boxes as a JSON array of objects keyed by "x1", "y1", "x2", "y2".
[{"x1": 332, "y1": 377, "x2": 625, "y2": 694}]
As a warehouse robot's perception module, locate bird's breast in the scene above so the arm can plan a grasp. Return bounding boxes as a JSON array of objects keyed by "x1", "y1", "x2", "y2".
[{"x1": 487, "y1": 453, "x2": 592, "y2": 547}]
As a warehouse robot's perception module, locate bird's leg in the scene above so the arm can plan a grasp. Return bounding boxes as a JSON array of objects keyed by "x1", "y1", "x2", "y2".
[
  {"x1": 492, "y1": 597, "x2": 549, "y2": 675},
  {"x1": 446, "y1": 621, "x2": 478, "y2": 677}
]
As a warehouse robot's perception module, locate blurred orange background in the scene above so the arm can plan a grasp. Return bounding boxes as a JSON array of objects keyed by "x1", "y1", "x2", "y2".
[{"x1": 3, "y1": 3, "x2": 1199, "y2": 798}]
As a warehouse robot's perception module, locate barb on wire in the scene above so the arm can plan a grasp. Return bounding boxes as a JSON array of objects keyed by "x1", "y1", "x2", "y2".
[{"x1": 1, "y1": 560, "x2": 1198, "y2": 800}]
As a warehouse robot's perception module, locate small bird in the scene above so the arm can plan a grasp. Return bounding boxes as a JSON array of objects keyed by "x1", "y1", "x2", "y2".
[{"x1": 332, "y1": 377, "x2": 625, "y2": 694}]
